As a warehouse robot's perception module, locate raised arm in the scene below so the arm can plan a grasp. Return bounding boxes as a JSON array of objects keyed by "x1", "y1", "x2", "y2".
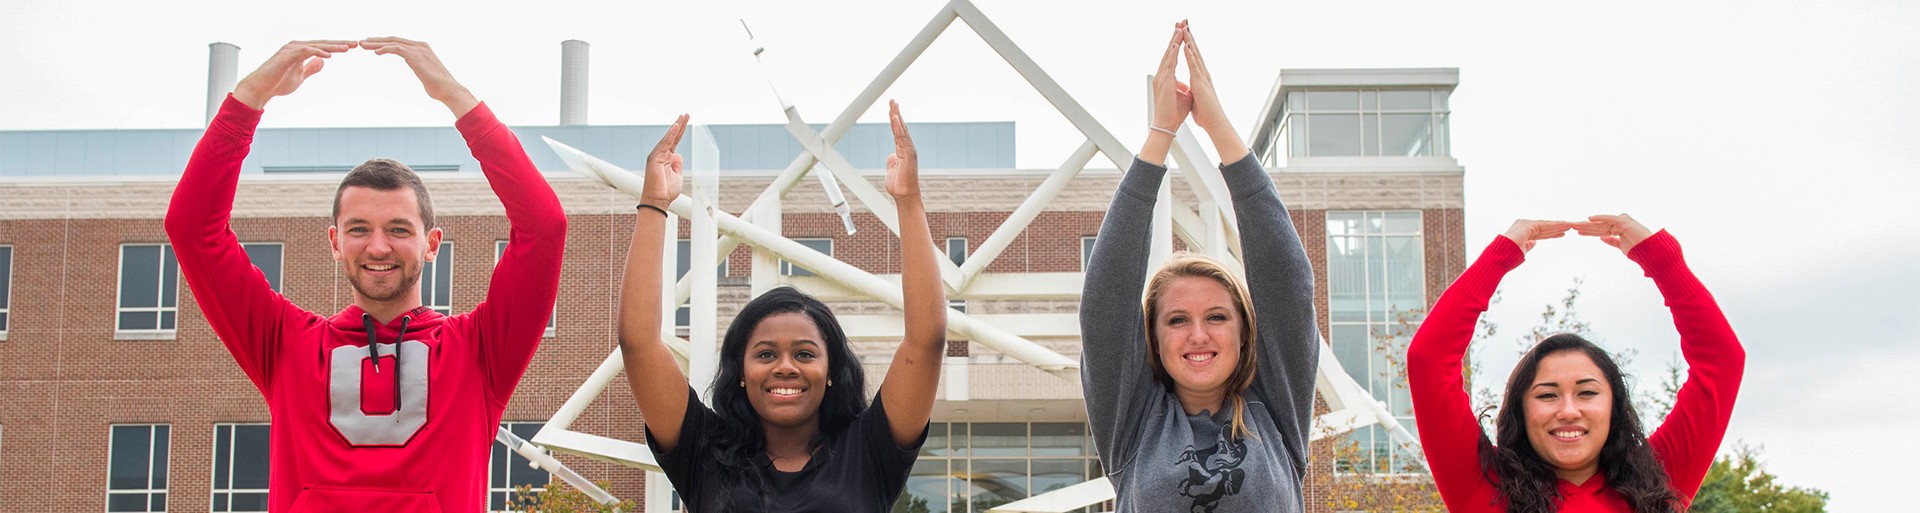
[
  {"x1": 367, "y1": 38, "x2": 569, "y2": 404},
  {"x1": 619, "y1": 116, "x2": 695, "y2": 451},
  {"x1": 1578, "y1": 215, "x2": 1744, "y2": 502},
  {"x1": 167, "y1": 40, "x2": 354, "y2": 393},
  {"x1": 876, "y1": 101, "x2": 949, "y2": 448},
  {"x1": 1082, "y1": 25, "x2": 1190, "y2": 472},
  {"x1": 1181, "y1": 21, "x2": 1249, "y2": 165},
  {"x1": 1408, "y1": 220, "x2": 1569, "y2": 511}
]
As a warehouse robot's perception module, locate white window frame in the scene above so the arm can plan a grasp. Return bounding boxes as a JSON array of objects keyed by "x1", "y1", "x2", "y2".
[
  {"x1": 781, "y1": 238, "x2": 833, "y2": 277},
  {"x1": 239, "y1": 243, "x2": 284, "y2": 294},
  {"x1": 208, "y1": 423, "x2": 269, "y2": 513},
  {"x1": 946, "y1": 237, "x2": 968, "y2": 313},
  {"x1": 1325, "y1": 210, "x2": 1427, "y2": 475},
  {"x1": 106, "y1": 423, "x2": 170, "y2": 513},
  {"x1": 495, "y1": 241, "x2": 557, "y2": 336},
  {"x1": 896, "y1": 421, "x2": 1103, "y2": 513},
  {"x1": 115, "y1": 244, "x2": 178, "y2": 340},
  {"x1": 674, "y1": 239, "x2": 730, "y2": 329},
  {"x1": 1284, "y1": 88, "x2": 1450, "y2": 158},
  {"x1": 1079, "y1": 236, "x2": 1097, "y2": 271},
  {"x1": 421, "y1": 241, "x2": 453, "y2": 315},
  {"x1": 0, "y1": 244, "x2": 12, "y2": 341},
  {"x1": 489, "y1": 422, "x2": 550, "y2": 512}
]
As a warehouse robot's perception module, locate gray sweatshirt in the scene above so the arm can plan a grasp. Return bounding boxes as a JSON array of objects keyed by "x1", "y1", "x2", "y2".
[{"x1": 1081, "y1": 155, "x2": 1320, "y2": 513}]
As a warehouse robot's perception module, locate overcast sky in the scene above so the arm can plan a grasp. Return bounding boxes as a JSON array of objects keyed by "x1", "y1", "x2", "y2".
[{"x1": 5, "y1": 0, "x2": 1916, "y2": 509}]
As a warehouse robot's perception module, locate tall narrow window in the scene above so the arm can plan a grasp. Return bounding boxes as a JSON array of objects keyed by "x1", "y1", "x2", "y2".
[
  {"x1": 495, "y1": 241, "x2": 556, "y2": 333},
  {"x1": 946, "y1": 237, "x2": 969, "y2": 313},
  {"x1": 210, "y1": 424, "x2": 269, "y2": 512},
  {"x1": 490, "y1": 422, "x2": 550, "y2": 511},
  {"x1": 420, "y1": 242, "x2": 453, "y2": 315},
  {"x1": 1326, "y1": 210, "x2": 1426, "y2": 474},
  {"x1": 0, "y1": 245, "x2": 12, "y2": 336},
  {"x1": 241, "y1": 244, "x2": 284, "y2": 293},
  {"x1": 780, "y1": 239, "x2": 833, "y2": 277},
  {"x1": 117, "y1": 244, "x2": 179, "y2": 335},
  {"x1": 107, "y1": 424, "x2": 170, "y2": 512},
  {"x1": 1080, "y1": 236, "x2": 1098, "y2": 271},
  {"x1": 673, "y1": 240, "x2": 728, "y2": 328}
]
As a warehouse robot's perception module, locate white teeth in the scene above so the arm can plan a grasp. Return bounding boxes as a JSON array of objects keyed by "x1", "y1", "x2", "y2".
[
  {"x1": 771, "y1": 388, "x2": 802, "y2": 396},
  {"x1": 366, "y1": 264, "x2": 396, "y2": 271},
  {"x1": 1185, "y1": 353, "x2": 1215, "y2": 362},
  {"x1": 1554, "y1": 431, "x2": 1583, "y2": 439}
]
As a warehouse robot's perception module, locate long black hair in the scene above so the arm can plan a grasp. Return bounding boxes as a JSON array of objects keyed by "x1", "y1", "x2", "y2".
[
  {"x1": 702, "y1": 286, "x2": 868, "y2": 510},
  {"x1": 1479, "y1": 333, "x2": 1681, "y2": 512}
]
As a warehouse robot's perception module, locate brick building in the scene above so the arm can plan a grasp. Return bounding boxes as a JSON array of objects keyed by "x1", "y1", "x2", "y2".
[{"x1": 0, "y1": 67, "x2": 1464, "y2": 512}]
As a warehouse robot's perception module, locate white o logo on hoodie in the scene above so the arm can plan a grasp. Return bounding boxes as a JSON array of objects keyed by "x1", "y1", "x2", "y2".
[{"x1": 328, "y1": 341, "x2": 430, "y2": 446}]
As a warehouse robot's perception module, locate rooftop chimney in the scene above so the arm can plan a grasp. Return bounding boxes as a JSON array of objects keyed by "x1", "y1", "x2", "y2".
[
  {"x1": 560, "y1": 40, "x2": 589, "y2": 125},
  {"x1": 206, "y1": 42, "x2": 240, "y2": 125}
]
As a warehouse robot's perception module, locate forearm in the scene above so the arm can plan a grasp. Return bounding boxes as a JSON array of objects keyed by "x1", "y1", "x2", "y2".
[
  {"x1": 618, "y1": 211, "x2": 691, "y2": 447},
  {"x1": 880, "y1": 195, "x2": 946, "y2": 444},
  {"x1": 1138, "y1": 130, "x2": 1176, "y2": 167},
  {"x1": 1201, "y1": 119, "x2": 1249, "y2": 164},
  {"x1": 1634, "y1": 231, "x2": 1744, "y2": 497},
  {"x1": 457, "y1": 103, "x2": 567, "y2": 234},
  {"x1": 1408, "y1": 236, "x2": 1523, "y2": 507}
]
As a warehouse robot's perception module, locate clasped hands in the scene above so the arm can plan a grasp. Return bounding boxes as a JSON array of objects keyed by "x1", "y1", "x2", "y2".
[
  {"x1": 1504, "y1": 215, "x2": 1656, "y2": 256},
  {"x1": 1151, "y1": 20, "x2": 1229, "y2": 136},
  {"x1": 232, "y1": 38, "x2": 477, "y2": 117}
]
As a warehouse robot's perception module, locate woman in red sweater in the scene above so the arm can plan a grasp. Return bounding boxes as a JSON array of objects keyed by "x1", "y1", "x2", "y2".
[{"x1": 1408, "y1": 215, "x2": 1745, "y2": 512}]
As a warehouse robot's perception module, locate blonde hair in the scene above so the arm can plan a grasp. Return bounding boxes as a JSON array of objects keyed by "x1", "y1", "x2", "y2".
[{"x1": 1141, "y1": 253, "x2": 1260, "y2": 441}]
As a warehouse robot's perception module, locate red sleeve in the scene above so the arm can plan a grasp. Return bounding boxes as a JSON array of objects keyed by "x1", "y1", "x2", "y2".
[
  {"x1": 1407, "y1": 235, "x2": 1523, "y2": 512},
  {"x1": 1632, "y1": 230, "x2": 1744, "y2": 504},
  {"x1": 453, "y1": 103, "x2": 569, "y2": 407},
  {"x1": 164, "y1": 95, "x2": 318, "y2": 395}
]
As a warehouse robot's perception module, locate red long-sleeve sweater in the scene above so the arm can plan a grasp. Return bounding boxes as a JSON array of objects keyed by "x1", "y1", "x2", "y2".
[
  {"x1": 1407, "y1": 231, "x2": 1744, "y2": 512},
  {"x1": 165, "y1": 95, "x2": 567, "y2": 512}
]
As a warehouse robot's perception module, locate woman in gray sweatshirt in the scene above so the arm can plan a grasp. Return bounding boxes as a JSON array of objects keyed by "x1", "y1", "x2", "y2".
[{"x1": 1081, "y1": 21, "x2": 1320, "y2": 512}]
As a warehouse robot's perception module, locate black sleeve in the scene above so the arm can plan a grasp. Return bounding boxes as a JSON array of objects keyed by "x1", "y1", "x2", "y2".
[
  {"x1": 646, "y1": 386, "x2": 714, "y2": 502},
  {"x1": 861, "y1": 394, "x2": 927, "y2": 489}
]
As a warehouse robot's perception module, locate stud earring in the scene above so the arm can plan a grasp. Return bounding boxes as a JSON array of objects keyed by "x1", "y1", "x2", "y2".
[
  {"x1": 828, "y1": 379, "x2": 834, "y2": 387},
  {"x1": 739, "y1": 381, "x2": 746, "y2": 388}
]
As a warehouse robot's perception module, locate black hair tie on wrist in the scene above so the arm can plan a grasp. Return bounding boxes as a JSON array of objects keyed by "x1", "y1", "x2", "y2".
[{"x1": 636, "y1": 203, "x2": 669, "y2": 217}]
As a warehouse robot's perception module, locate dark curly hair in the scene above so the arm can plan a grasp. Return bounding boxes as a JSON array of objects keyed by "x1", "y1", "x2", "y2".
[
  {"x1": 1479, "y1": 333, "x2": 1682, "y2": 512},
  {"x1": 701, "y1": 286, "x2": 868, "y2": 511}
]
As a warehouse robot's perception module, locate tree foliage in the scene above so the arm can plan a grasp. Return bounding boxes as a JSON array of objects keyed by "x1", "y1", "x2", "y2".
[
  {"x1": 509, "y1": 478, "x2": 635, "y2": 513},
  {"x1": 1690, "y1": 444, "x2": 1829, "y2": 513}
]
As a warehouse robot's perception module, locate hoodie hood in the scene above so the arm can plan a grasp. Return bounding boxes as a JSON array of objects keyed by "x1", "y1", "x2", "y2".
[{"x1": 329, "y1": 305, "x2": 448, "y2": 334}]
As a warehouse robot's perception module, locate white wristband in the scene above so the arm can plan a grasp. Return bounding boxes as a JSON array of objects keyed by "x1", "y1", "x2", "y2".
[{"x1": 1149, "y1": 125, "x2": 1177, "y2": 136}]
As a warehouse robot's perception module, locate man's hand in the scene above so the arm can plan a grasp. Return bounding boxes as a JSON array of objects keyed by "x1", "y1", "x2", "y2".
[
  {"x1": 361, "y1": 37, "x2": 479, "y2": 118},
  {"x1": 232, "y1": 40, "x2": 358, "y2": 110},
  {"x1": 884, "y1": 100, "x2": 921, "y2": 200},
  {"x1": 1574, "y1": 214, "x2": 1656, "y2": 256},
  {"x1": 1502, "y1": 219, "x2": 1574, "y2": 253},
  {"x1": 644, "y1": 115, "x2": 689, "y2": 208}
]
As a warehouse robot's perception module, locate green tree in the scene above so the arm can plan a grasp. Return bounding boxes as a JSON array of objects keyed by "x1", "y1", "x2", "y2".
[
  {"x1": 509, "y1": 478, "x2": 634, "y2": 513},
  {"x1": 1690, "y1": 444, "x2": 1829, "y2": 513}
]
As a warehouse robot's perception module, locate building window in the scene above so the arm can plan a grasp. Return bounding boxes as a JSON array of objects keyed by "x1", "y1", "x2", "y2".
[
  {"x1": 781, "y1": 238, "x2": 832, "y2": 277},
  {"x1": 946, "y1": 237, "x2": 968, "y2": 313},
  {"x1": 495, "y1": 242, "x2": 556, "y2": 333},
  {"x1": 210, "y1": 424, "x2": 269, "y2": 512},
  {"x1": 1080, "y1": 236, "x2": 1097, "y2": 271},
  {"x1": 673, "y1": 240, "x2": 729, "y2": 328},
  {"x1": 117, "y1": 244, "x2": 179, "y2": 334},
  {"x1": 0, "y1": 245, "x2": 12, "y2": 336},
  {"x1": 490, "y1": 422, "x2": 550, "y2": 511},
  {"x1": 107, "y1": 424, "x2": 170, "y2": 512},
  {"x1": 894, "y1": 422, "x2": 1103, "y2": 513},
  {"x1": 1280, "y1": 89, "x2": 1450, "y2": 158},
  {"x1": 241, "y1": 244, "x2": 283, "y2": 293},
  {"x1": 1325, "y1": 210, "x2": 1426, "y2": 474},
  {"x1": 421, "y1": 242, "x2": 453, "y2": 315}
]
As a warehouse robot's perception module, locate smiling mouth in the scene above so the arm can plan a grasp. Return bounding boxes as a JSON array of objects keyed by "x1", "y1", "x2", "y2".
[
  {"x1": 1551, "y1": 429, "x2": 1587, "y2": 441},
  {"x1": 363, "y1": 264, "x2": 398, "y2": 272},
  {"x1": 1183, "y1": 352, "x2": 1217, "y2": 363},
  {"x1": 768, "y1": 387, "x2": 806, "y2": 398}
]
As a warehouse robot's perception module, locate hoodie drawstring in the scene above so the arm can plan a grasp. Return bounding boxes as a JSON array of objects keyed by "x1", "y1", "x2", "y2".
[{"x1": 360, "y1": 313, "x2": 415, "y2": 409}]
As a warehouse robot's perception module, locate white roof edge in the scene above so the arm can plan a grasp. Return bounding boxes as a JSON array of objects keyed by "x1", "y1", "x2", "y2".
[{"x1": 1277, "y1": 67, "x2": 1460, "y2": 90}]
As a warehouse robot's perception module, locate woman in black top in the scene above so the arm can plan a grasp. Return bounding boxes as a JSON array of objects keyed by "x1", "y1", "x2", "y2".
[{"x1": 615, "y1": 101, "x2": 948, "y2": 512}]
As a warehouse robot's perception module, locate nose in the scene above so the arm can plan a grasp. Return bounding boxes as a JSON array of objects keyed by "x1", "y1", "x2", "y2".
[
  {"x1": 772, "y1": 356, "x2": 801, "y2": 378},
  {"x1": 365, "y1": 232, "x2": 395, "y2": 257},
  {"x1": 1553, "y1": 398, "x2": 1582, "y2": 421}
]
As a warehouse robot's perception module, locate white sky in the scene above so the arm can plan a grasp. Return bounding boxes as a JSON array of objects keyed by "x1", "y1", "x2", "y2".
[{"x1": 5, "y1": 0, "x2": 1916, "y2": 509}]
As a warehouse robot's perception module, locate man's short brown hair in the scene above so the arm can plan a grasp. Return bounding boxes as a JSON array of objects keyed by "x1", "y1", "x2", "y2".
[{"x1": 332, "y1": 159, "x2": 436, "y2": 229}]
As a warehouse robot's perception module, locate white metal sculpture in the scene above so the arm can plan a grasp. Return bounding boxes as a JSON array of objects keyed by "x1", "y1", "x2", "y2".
[{"x1": 526, "y1": 1, "x2": 1428, "y2": 510}]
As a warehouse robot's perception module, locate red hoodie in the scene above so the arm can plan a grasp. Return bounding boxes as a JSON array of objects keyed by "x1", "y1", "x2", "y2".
[{"x1": 165, "y1": 95, "x2": 567, "y2": 512}]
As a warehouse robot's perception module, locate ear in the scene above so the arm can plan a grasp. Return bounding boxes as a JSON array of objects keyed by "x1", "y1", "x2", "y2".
[
  {"x1": 424, "y1": 227, "x2": 445, "y2": 261},
  {"x1": 328, "y1": 225, "x2": 343, "y2": 262}
]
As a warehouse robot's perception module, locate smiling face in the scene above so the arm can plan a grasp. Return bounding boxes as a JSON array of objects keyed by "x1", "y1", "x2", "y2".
[
  {"x1": 742, "y1": 311, "x2": 832, "y2": 430},
  {"x1": 1151, "y1": 276, "x2": 1244, "y2": 406},
  {"x1": 329, "y1": 186, "x2": 441, "y2": 308},
  {"x1": 1522, "y1": 350, "x2": 1613, "y2": 483}
]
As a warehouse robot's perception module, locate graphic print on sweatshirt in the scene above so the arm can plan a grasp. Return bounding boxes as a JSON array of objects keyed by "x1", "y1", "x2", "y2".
[
  {"x1": 328, "y1": 341, "x2": 430, "y2": 446},
  {"x1": 1173, "y1": 431, "x2": 1249, "y2": 513}
]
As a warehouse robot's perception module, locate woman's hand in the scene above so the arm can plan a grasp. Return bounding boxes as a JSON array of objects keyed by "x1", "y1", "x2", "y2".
[
  {"x1": 1502, "y1": 219, "x2": 1574, "y2": 253},
  {"x1": 1575, "y1": 214, "x2": 1655, "y2": 256}
]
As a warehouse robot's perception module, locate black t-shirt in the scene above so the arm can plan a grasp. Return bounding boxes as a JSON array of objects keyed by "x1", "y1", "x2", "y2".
[{"x1": 647, "y1": 387, "x2": 926, "y2": 512}]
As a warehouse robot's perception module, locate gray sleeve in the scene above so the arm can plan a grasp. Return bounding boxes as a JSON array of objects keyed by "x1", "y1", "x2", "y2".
[
  {"x1": 1080, "y1": 157, "x2": 1168, "y2": 474},
  {"x1": 1219, "y1": 154, "x2": 1320, "y2": 470}
]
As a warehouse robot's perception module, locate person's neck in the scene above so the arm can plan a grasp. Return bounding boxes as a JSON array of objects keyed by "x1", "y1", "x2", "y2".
[
  {"x1": 1174, "y1": 386, "x2": 1227, "y2": 416},
  {"x1": 763, "y1": 421, "x2": 821, "y2": 472},
  {"x1": 1556, "y1": 465, "x2": 1599, "y2": 486},
  {"x1": 356, "y1": 296, "x2": 422, "y2": 325}
]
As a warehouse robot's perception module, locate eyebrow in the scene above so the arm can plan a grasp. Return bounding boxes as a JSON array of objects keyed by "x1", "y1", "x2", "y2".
[
  {"x1": 1531, "y1": 378, "x2": 1604, "y2": 389},
  {"x1": 341, "y1": 217, "x2": 418, "y2": 227},
  {"x1": 750, "y1": 339, "x2": 822, "y2": 350}
]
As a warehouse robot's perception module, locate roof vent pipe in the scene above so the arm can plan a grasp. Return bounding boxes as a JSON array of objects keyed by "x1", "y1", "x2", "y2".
[
  {"x1": 560, "y1": 40, "x2": 589, "y2": 125},
  {"x1": 207, "y1": 42, "x2": 240, "y2": 125}
]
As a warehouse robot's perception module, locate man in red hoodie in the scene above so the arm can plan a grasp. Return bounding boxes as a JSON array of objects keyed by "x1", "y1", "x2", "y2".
[{"x1": 165, "y1": 38, "x2": 567, "y2": 512}]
